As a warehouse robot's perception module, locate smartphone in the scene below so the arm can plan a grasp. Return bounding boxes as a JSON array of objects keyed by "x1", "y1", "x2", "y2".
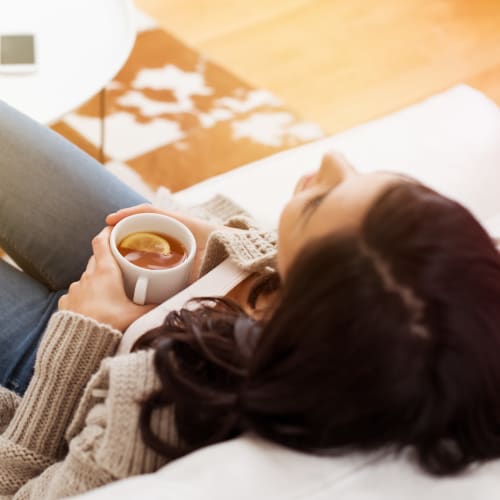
[{"x1": 0, "y1": 34, "x2": 37, "y2": 73}]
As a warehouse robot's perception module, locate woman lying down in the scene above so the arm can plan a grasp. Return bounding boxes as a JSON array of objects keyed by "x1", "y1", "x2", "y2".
[{"x1": 2, "y1": 150, "x2": 500, "y2": 498}]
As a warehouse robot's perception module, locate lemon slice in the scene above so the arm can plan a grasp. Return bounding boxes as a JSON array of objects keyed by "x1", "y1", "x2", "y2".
[{"x1": 120, "y1": 232, "x2": 171, "y2": 256}]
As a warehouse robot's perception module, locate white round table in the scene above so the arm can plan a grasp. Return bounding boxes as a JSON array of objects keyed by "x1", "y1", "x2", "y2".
[{"x1": 0, "y1": 0, "x2": 136, "y2": 124}]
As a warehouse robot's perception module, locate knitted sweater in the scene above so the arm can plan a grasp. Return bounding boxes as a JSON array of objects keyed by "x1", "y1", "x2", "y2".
[{"x1": 0, "y1": 196, "x2": 277, "y2": 499}]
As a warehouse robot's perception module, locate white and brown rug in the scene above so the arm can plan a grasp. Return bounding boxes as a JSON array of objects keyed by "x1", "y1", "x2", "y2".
[
  {"x1": 1, "y1": 9, "x2": 323, "y2": 263},
  {"x1": 50, "y1": 9, "x2": 325, "y2": 199}
]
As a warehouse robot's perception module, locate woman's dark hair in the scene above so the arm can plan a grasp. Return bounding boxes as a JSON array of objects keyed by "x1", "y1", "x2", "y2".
[{"x1": 137, "y1": 182, "x2": 500, "y2": 475}]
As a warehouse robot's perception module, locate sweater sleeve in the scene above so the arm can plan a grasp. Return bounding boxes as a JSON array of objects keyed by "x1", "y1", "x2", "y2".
[
  {"x1": 0, "y1": 388, "x2": 21, "y2": 434},
  {"x1": 199, "y1": 215, "x2": 278, "y2": 277},
  {"x1": 0, "y1": 311, "x2": 121, "y2": 497},
  {"x1": 5, "y1": 351, "x2": 175, "y2": 500},
  {"x1": 154, "y1": 191, "x2": 278, "y2": 277}
]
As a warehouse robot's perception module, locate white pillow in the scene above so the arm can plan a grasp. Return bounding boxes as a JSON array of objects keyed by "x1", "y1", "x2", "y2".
[{"x1": 79, "y1": 85, "x2": 500, "y2": 499}]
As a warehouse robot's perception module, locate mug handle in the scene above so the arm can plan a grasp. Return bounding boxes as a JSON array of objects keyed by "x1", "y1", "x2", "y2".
[{"x1": 133, "y1": 276, "x2": 148, "y2": 305}]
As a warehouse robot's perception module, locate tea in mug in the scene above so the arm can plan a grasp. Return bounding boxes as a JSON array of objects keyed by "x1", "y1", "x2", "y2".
[{"x1": 118, "y1": 231, "x2": 187, "y2": 270}]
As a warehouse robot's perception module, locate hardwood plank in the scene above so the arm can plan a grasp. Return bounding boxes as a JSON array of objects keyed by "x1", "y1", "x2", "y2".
[
  {"x1": 135, "y1": 0, "x2": 312, "y2": 43},
  {"x1": 135, "y1": 0, "x2": 500, "y2": 133}
]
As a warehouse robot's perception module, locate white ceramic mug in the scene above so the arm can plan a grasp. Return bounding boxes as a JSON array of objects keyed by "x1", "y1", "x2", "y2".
[{"x1": 110, "y1": 213, "x2": 197, "y2": 305}]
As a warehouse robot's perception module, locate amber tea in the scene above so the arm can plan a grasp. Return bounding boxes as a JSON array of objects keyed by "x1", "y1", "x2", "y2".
[{"x1": 117, "y1": 231, "x2": 187, "y2": 270}]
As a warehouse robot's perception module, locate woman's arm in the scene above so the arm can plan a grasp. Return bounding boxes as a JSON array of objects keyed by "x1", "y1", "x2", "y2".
[
  {"x1": 4, "y1": 350, "x2": 172, "y2": 500},
  {"x1": 0, "y1": 225, "x2": 158, "y2": 495},
  {"x1": 0, "y1": 312, "x2": 122, "y2": 496}
]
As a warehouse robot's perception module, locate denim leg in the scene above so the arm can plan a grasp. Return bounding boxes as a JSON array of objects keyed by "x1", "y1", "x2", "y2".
[
  {"x1": 0, "y1": 100, "x2": 148, "y2": 291},
  {"x1": 0, "y1": 101, "x2": 150, "y2": 394},
  {"x1": 0, "y1": 260, "x2": 65, "y2": 395}
]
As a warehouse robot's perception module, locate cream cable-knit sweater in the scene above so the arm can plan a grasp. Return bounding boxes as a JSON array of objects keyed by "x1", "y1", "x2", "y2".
[{"x1": 0, "y1": 196, "x2": 277, "y2": 499}]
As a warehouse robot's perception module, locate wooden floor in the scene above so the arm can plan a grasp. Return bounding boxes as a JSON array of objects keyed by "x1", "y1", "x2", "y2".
[{"x1": 135, "y1": 0, "x2": 500, "y2": 134}]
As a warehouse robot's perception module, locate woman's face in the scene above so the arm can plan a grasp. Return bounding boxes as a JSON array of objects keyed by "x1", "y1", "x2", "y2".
[{"x1": 277, "y1": 151, "x2": 406, "y2": 275}]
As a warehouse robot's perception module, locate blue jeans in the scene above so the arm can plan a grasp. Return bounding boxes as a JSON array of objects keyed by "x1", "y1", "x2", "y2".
[{"x1": 0, "y1": 101, "x2": 148, "y2": 395}]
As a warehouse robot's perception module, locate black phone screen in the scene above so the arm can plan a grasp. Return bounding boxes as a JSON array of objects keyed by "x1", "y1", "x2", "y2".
[{"x1": 0, "y1": 34, "x2": 35, "y2": 65}]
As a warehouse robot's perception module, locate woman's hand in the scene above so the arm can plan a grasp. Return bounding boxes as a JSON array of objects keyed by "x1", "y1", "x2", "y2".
[
  {"x1": 58, "y1": 227, "x2": 155, "y2": 332},
  {"x1": 106, "y1": 204, "x2": 222, "y2": 280}
]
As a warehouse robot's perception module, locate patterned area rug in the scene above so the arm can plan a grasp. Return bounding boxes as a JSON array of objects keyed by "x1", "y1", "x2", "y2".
[
  {"x1": 0, "y1": 9, "x2": 322, "y2": 263},
  {"x1": 50, "y1": 9, "x2": 325, "y2": 199}
]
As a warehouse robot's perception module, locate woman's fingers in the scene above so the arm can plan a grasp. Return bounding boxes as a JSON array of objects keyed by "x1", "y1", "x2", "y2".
[
  {"x1": 106, "y1": 204, "x2": 195, "y2": 228},
  {"x1": 105, "y1": 203, "x2": 159, "y2": 225},
  {"x1": 85, "y1": 255, "x2": 96, "y2": 274},
  {"x1": 91, "y1": 226, "x2": 119, "y2": 272},
  {"x1": 58, "y1": 294, "x2": 67, "y2": 310}
]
